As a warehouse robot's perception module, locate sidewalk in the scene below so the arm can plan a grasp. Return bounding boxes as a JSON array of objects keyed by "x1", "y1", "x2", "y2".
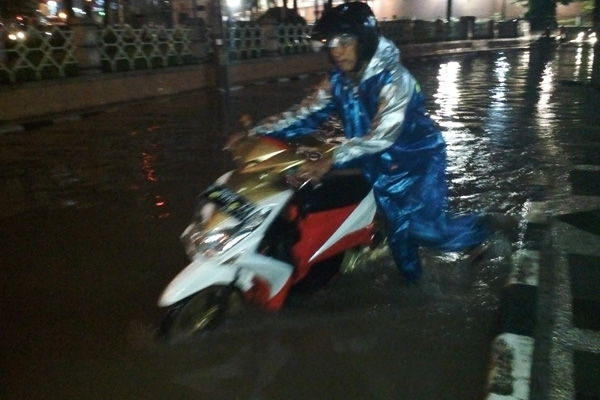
[
  {"x1": 532, "y1": 165, "x2": 600, "y2": 400},
  {"x1": 486, "y1": 164, "x2": 600, "y2": 400}
]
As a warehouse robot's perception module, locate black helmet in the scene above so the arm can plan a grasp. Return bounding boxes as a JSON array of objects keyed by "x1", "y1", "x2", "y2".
[{"x1": 311, "y1": 2, "x2": 379, "y2": 66}]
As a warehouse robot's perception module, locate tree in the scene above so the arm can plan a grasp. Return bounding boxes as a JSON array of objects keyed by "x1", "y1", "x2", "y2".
[
  {"x1": 103, "y1": 0, "x2": 114, "y2": 25},
  {"x1": 512, "y1": 0, "x2": 595, "y2": 30},
  {"x1": 0, "y1": 0, "x2": 38, "y2": 19},
  {"x1": 63, "y1": 0, "x2": 76, "y2": 21},
  {"x1": 579, "y1": 0, "x2": 598, "y2": 22},
  {"x1": 526, "y1": 0, "x2": 558, "y2": 30}
]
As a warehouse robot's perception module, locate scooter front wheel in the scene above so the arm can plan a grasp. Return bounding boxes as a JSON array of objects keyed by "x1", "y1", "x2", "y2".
[{"x1": 161, "y1": 285, "x2": 243, "y2": 343}]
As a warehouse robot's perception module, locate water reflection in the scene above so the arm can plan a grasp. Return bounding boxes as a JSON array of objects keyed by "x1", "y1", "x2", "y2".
[
  {"x1": 433, "y1": 61, "x2": 462, "y2": 129},
  {"x1": 574, "y1": 46, "x2": 583, "y2": 78},
  {"x1": 431, "y1": 60, "x2": 487, "y2": 206},
  {"x1": 492, "y1": 55, "x2": 510, "y2": 102},
  {"x1": 142, "y1": 151, "x2": 158, "y2": 183},
  {"x1": 586, "y1": 45, "x2": 595, "y2": 76},
  {"x1": 555, "y1": 43, "x2": 596, "y2": 83},
  {"x1": 409, "y1": 45, "x2": 589, "y2": 219},
  {"x1": 486, "y1": 55, "x2": 511, "y2": 135},
  {"x1": 136, "y1": 125, "x2": 171, "y2": 219},
  {"x1": 536, "y1": 61, "x2": 556, "y2": 125},
  {"x1": 532, "y1": 47, "x2": 567, "y2": 167}
]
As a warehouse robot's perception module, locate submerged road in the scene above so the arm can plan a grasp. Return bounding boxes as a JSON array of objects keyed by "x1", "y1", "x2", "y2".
[{"x1": 1, "y1": 42, "x2": 599, "y2": 400}]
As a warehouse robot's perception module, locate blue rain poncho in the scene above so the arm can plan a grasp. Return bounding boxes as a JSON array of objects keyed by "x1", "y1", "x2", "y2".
[{"x1": 250, "y1": 37, "x2": 487, "y2": 281}]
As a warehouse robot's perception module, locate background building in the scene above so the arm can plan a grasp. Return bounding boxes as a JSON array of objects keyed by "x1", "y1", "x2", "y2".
[{"x1": 32, "y1": 0, "x2": 586, "y2": 27}]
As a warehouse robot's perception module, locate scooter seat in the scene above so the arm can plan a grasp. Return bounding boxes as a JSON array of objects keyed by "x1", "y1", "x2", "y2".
[{"x1": 293, "y1": 170, "x2": 371, "y2": 214}]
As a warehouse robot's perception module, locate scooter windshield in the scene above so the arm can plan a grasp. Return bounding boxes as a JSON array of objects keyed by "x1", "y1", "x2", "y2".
[{"x1": 201, "y1": 184, "x2": 256, "y2": 221}]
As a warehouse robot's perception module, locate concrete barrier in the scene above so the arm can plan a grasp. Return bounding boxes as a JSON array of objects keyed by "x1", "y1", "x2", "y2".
[{"x1": 485, "y1": 203, "x2": 548, "y2": 400}]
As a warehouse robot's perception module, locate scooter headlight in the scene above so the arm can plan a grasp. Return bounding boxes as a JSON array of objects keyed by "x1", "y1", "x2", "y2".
[{"x1": 182, "y1": 206, "x2": 272, "y2": 259}]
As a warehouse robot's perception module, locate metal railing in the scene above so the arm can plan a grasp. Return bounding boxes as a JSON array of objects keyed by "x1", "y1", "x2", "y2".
[{"x1": 0, "y1": 18, "x2": 528, "y2": 85}]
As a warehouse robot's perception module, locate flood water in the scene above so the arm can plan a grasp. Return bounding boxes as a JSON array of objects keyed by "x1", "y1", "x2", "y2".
[{"x1": 1, "y1": 42, "x2": 598, "y2": 399}]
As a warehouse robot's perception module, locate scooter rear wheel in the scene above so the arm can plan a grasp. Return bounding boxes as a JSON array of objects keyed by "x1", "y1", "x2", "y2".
[{"x1": 161, "y1": 285, "x2": 243, "y2": 343}]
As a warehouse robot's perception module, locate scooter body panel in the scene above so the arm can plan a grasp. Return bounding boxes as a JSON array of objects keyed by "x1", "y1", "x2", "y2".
[
  {"x1": 309, "y1": 190, "x2": 376, "y2": 262},
  {"x1": 159, "y1": 135, "x2": 378, "y2": 315}
]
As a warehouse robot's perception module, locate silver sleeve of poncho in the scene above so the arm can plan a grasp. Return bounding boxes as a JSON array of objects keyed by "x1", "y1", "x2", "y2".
[{"x1": 249, "y1": 86, "x2": 332, "y2": 136}]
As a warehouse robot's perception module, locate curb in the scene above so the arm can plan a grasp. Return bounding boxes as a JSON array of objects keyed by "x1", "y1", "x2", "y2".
[
  {"x1": 485, "y1": 202, "x2": 548, "y2": 400},
  {"x1": 0, "y1": 110, "x2": 110, "y2": 134},
  {"x1": 0, "y1": 75, "x2": 317, "y2": 134}
]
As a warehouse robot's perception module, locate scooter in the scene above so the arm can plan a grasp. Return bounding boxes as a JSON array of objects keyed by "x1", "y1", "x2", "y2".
[{"x1": 158, "y1": 131, "x2": 382, "y2": 341}]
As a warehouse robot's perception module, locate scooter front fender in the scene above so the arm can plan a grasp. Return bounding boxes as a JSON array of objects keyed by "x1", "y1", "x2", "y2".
[
  {"x1": 158, "y1": 254, "x2": 295, "y2": 308},
  {"x1": 158, "y1": 258, "x2": 252, "y2": 307}
]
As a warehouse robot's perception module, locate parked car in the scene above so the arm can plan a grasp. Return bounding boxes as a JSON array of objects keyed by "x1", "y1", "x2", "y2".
[{"x1": 5, "y1": 22, "x2": 27, "y2": 41}]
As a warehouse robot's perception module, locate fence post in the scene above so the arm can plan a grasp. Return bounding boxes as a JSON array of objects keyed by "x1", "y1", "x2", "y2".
[
  {"x1": 72, "y1": 17, "x2": 102, "y2": 75},
  {"x1": 208, "y1": 0, "x2": 229, "y2": 93},
  {"x1": 459, "y1": 16, "x2": 475, "y2": 40},
  {"x1": 435, "y1": 19, "x2": 447, "y2": 41},
  {"x1": 592, "y1": 36, "x2": 600, "y2": 88},
  {"x1": 487, "y1": 20, "x2": 495, "y2": 39},
  {"x1": 0, "y1": 24, "x2": 5, "y2": 64},
  {"x1": 260, "y1": 20, "x2": 279, "y2": 56},
  {"x1": 187, "y1": 18, "x2": 209, "y2": 61},
  {"x1": 518, "y1": 20, "x2": 531, "y2": 38}
]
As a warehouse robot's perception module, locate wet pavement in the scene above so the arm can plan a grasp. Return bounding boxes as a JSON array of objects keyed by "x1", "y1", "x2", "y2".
[{"x1": 1, "y1": 42, "x2": 599, "y2": 400}]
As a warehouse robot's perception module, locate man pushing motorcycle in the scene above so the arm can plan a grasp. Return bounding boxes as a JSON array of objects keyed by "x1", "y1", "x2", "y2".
[{"x1": 226, "y1": 2, "x2": 489, "y2": 282}]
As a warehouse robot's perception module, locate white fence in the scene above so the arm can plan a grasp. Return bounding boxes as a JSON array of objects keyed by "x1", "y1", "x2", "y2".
[
  {"x1": 99, "y1": 25, "x2": 194, "y2": 71},
  {"x1": 0, "y1": 19, "x2": 525, "y2": 84},
  {"x1": 0, "y1": 25, "x2": 77, "y2": 82}
]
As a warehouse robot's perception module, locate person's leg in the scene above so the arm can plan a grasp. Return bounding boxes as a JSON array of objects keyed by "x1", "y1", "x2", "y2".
[
  {"x1": 410, "y1": 212, "x2": 488, "y2": 252},
  {"x1": 407, "y1": 140, "x2": 488, "y2": 252},
  {"x1": 376, "y1": 194, "x2": 423, "y2": 282},
  {"x1": 389, "y1": 232, "x2": 421, "y2": 281}
]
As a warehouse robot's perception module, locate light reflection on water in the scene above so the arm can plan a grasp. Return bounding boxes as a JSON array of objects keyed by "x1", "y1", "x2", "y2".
[
  {"x1": 433, "y1": 60, "x2": 462, "y2": 129},
  {"x1": 406, "y1": 44, "x2": 598, "y2": 221},
  {"x1": 575, "y1": 46, "x2": 583, "y2": 78},
  {"x1": 492, "y1": 55, "x2": 510, "y2": 101},
  {"x1": 537, "y1": 62, "x2": 555, "y2": 123},
  {"x1": 567, "y1": 43, "x2": 595, "y2": 80}
]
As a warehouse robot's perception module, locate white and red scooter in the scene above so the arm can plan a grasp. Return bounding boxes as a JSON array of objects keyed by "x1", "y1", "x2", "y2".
[{"x1": 158, "y1": 132, "x2": 382, "y2": 341}]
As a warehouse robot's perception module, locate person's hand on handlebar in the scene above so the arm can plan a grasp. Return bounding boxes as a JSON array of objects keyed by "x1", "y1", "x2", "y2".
[
  {"x1": 224, "y1": 114, "x2": 253, "y2": 150},
  {"x1": 223, "y1": 131, "x2": 249, "y2": 150},
  {"x1": 298, "y1": 155, "x2": 334, "y2": 183}
]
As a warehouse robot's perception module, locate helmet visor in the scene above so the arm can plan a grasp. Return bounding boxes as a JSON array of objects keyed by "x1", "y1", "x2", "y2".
[
  {"x1": 326, "y1": 34, "x2": 358, "y2": 48},
  {"x1": 311, "y1": 33, "x2": 357, "y2": 52}
]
